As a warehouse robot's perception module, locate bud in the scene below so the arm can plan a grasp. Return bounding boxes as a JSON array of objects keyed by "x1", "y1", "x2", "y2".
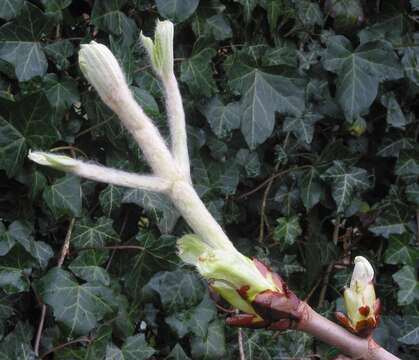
[
  {"x1": 28, "y1": 151, "x2": 77, "y2": 171},
  {"x1": 177, "y1": 234, "x2": 279, "y2": 311},
  {"x1": 140, "y1": 20, "x2": 174, "y2": 78},
  {"x1": 79, "y1": 41, "x2": 128, "y2": 108},
  {"x1": 336, "y1": 256, "x2": 380, "y2": 337}
]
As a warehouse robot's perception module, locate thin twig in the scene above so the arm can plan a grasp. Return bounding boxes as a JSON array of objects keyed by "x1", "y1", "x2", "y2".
[
  {"x1": 40, "y1": 337, "x2": 90, "y2": 358},
  {"x1": 238, "y1": 165, "x2": 311, "y2": 200},
  {"x1": 259, "y1": 163, "x2": 280, "y2": 242},
  {"x1": 57, "y1": 218, "x2": 76, "y2": 267},
  {"x1": 34, "y1": 218, "x2": 76, "y2": 356},
  {"x1": 416, "y1": 209, "x2": 419, "y2": 248},
  {"x1": 317, "y1": 262, "x2": 334, "y2": 309},
  {"x1": 238, "y1": 327, "x2": 246, "y2": 360}
]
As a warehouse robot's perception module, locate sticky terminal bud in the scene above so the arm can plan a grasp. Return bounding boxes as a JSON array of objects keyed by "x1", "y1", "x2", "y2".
[
  {"x1": 340, "y1": 256, "x2": 379, "y2": 337},
  {"x1": 177, "y1": 234, "x2": 279, "y2": 312}
]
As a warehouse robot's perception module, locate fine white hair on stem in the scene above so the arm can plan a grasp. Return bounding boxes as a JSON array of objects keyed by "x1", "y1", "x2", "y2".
[
  {"x1": 162, "y1": 72, "x2": 190, "y2": 180},
  {"x1": 28, "y1": 151, "x2": 171, "y2": 193},
  {"x1": 140, "y1": 20, "x2": 190, "y2": 179}
]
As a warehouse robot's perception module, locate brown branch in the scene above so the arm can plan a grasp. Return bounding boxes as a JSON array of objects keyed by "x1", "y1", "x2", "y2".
[
  {"x1": 297, "y1": 303, "x2": 399, "y2": 360},
  {"x1": 34, "y1": 218, "x2": 76, "y2": 356}
]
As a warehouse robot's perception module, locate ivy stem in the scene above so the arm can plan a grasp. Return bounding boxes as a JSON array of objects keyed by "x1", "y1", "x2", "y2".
[
  {"x1": 238, "y1": 327, "x2": 246, "y2": 360},
  {"x1": 34, "y1": 218, "x2": 76, "y2": 356},
  {"x1": 416, "y1": 209, "x2": 419, "y2": 247}
]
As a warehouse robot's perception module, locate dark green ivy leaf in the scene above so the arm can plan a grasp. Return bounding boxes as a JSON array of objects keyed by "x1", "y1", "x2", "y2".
[
  {"x1": 392, "y1": 265, "x2": 419, "y2": 306},
  {"x1": 227, "y1": 59, "x2": 304, "y2": 149},
  {"x1": 181, "y1": 48, "x2": 217, "y2": 98},
  {"x1": 201, "y1": 97, "x2": 240, "y2": 139},
  {"x1": 283, "y1": 111, "x2": 322, "y2": 144},
  {"x1": 146, "y1": 270, "x2": 205, "y2": 314},
  {"x1": 190, "y1": 319, "x2": 226, "y2": 360},
  {"x1": 69, "y1": 249, "x2": 110, "y2": 286},
  {"x1": 166, "y1": 344, "x2": 191, "y2": 360},
  {"x1": 0, "y1": 116, "x2": 26, "y2": 177},
  {"x1": 91, "y1": 0, "x2": 133, "y2": 36},
  {"x1": 321, "y1": 161, "x2": 370, "y2": 213},
  {"x1": 273, "y1": 216, "x2": 302, "y2": 248},
  {"x1": 41, "y1": 0, "x2": 72, "y2": 12},
  {"x1": 0, "y1": 2, "x2": 54, "y2": 81},
  {"x1": 43, "y1": 175, "x2": 82, "y2": 218},
  {"x1": 72, "y1": 217, "x2": 119, "y2": 249},
  {"x1": 384, "y1": 233, "x2": 419, "y2": 267},
  {"x1": 105, "y1": 334, "x2": 155, "y2": 360},
  {"x1": 156, "y1": 0, "x2": 200, "y2": 23},
  {"x1": 236, "y1": 0, "x2": 258, "y2": 22},
  {"x1": 322, "y1": 36, "x2": 402, "y2": 121},
  {"x1": 206, "y1": 14, "x2": 232, "y2": 41},
  {"x1": 37, "y1": 267, "x2": 115, "y2": 336},
  {"x1": 0, "y1": 0, "x2": 24, "y2": 21}
]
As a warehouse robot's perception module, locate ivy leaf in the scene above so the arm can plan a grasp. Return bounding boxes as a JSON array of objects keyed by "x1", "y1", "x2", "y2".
[
  {"x1": 166, "y1": 293, "x2": 217, "y2": 338},
  {"x1": 201, "y1": 97, "x2": 241, "y2": 139},
  {"x1": 13, "y1": 93, "x2": 60, "y2": 150},
  {"x1": 41, "y1": 0, "x2": 72, "y2": 12},
  {"x1": 105, "y1": 334, "x2": 155, "y2": 360},
  {"x1": 0, "y1": 322, "x2": 34, "y2": 359},
  {"x1": 0, "y1": 117, "x2": 26, "y2": 177},
  {"x1": 145, "y1": 270, "x2": 205, "y2": 314},
  {"x1": 43, "y1": 175, "x2": 82, "y2": 218},
  {"x1": 0, "y1": 222, "x2": 15, "y2": 256},
  {"x1": 410, "y1": 0, "x2": 419, "y2": 10},
  {"x1": 156, "y1": 0, "x2": 200, "y2": 22},
  {"x1": 274, "y1": 183, "x2": 300, "y2": 216},
  {"x1": 69, "y1": 249, "x2": 110, "y2": 286},
  {"x1": 236, "y1": 0, "x2": 257, "y2": 22},
  {"x1": 206, "y1": 15, "x2": 232, "y2": 41},
  {"x1": 0, "y1": 246, "x2": 34, "y2": 294},
  {"x1": 406, "y1": 183, "x2": 419, "y2": 206},
  {"x1": 166, "y1": 344, "x2": 191, "y2": 360},
  {"x1": 377, "y1": 137, "x2": 415, "y2": 158},
  {"x1": 380, "y1": 92, "x2": 408, "y2": 129},
  {"x1": 392, "y1": 265, "x2": 419, "y2": 306},
  {"x1": 181, "y1": 48, "x2": 217, "y2": 98},
  {"x1": 91, "y1": 0, "x2": 133, "y2": 35},
  {"x1": 299, "y1": 166, "x2": 323, "y2": 210},
  {"x1": 273, "y1": 216, "x2": 302, "y2": 248},
  {"x1": 0, "y1": 2, "x2": 54, "y2": 81},
  {"x1": 227, "y1": 61, "x2": 304, "y2": 149},
  {"x1": 395, "y1": 150, "x2": 419, "y2": 177},
  {"x1": 283, "y1": 111, "x2": 322, "y2": 144},
  {"x1": 296, "y1": 0, "x2": 324, "y2": 27},
  {"x1": 322, "y1": 36, "x2": 402, "y2": 120},
  {"x1": 398, "y1": 316, "x2": 419, "y2": 345},
  {"x1": 99, "y1": 185, "x2": 124, "y2": 216},
  {"x1": 124, "y1": 233, "x2": 178, "y2": 297},
  {"x1": 123, "y1": 189, "x2": 179, "y2": 233},
  {"x1": 384, "y1": 233, "x2": 419, "y2": 267},
  {"x1": 36, "y1": 268, "x2": 115, "y2": 336},
  {"x1": 43, "y1": 73, "x2": 80, "y2": 114},
  {"x1": 190, "y1": 320, "x2": 226, "y2": 360},
  {"x1": 0, "y1": 0, "x2": 24, "y2": 20},
  {"x1": 44, "y1": 39, "x2": 75, "y2": 70},
  {"x1": 72, "y1": 217, "x2": 119, "y2": 249},
  {"x1": 321, "y1": 161, "x2": 370, "y2": 213},
  {"x1": 369, "y1": 204, "x2": 410, "y2": 238}
]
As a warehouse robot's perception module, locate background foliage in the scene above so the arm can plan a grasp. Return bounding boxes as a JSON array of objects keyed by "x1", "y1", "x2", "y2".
[{"x1": 0, "y1": 0, "x2": 418, "y2": 359}]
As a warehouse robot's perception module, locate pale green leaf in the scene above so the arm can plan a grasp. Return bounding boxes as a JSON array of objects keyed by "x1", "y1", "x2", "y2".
[{"x1": 392, "y1": 265, "x2": 419, "y2": 306}]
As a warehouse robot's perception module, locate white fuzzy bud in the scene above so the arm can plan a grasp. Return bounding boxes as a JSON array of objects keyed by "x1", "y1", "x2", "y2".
[
  {"x1": 28, "y1": 151, "x2": 78, "y2": 170},
  {"x1": 79, "y1": 41, "x2": 129, "y2": 110},
  {"x1": 140, "y1": 20, "x2": 174, "y2": 78}
]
